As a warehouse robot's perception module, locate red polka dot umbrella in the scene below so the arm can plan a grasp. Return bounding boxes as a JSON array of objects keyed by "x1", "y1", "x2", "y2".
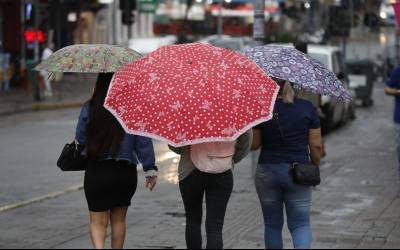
[{"x1": 105, "y1": 43, "x2": 279, "y2": 147}]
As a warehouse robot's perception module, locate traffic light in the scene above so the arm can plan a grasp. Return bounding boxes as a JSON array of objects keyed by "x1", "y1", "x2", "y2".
[
  {"x1": 120, "y1": 0, "x2": 136, "y2": 11},
  {"x1": 122, "y1": 12, "x2": 135, "y2": 26},
  {"x1": 120, "y1": 0, "x2": 136, "y2": 26}
]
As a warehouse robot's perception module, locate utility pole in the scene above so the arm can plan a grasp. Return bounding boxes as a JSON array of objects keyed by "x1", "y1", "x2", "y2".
[
  {"x1": 120, "y1": 0, "x2": 136, "y2": 41},
  {"x1": 34, "y1": 0, "x2": 40, "y2": 63},
  {"x1": 20, "y1": 0, "x2": 26, "y2": 65},
  {"x1": 218, "y1": 0, "x2": 223, "y2": 38},
  {"x1": 253, "y1": 0, "x2": 265, "y2": 46},
  {"x1": 112, "y1": 0, "x2": 117, "y2": 44},
  {"x1": 56, "y1": 0, "x2": 62, "y2": 50},
  {"x1": 308, "y1": 0, "x2": 317, "y2": 34}
]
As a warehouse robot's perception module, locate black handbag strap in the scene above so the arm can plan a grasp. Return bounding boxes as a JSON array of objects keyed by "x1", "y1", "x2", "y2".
[{"x1": 274, "y1": 112, "x2": 287, "y2": 146}]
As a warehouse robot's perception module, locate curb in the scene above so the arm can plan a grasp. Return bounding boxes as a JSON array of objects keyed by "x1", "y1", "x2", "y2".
[
  {"x1": 0, "y1": 185, "x2": 83, "y2": 213},
  {"x1": 0, "y1": 101, "x2": 84, "y2": 117}
]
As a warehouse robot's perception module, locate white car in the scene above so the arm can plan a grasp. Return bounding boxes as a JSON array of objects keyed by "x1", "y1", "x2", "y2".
[
  {"x1": 200, "y1": 35, "x2": 254, "y2": 52},
  {"x1": 129, "y1": 35, "x2": 178, "y2": 55},
  {"x1": 308, "y1": 45, "x2": 356, "y2": 131},
  {"x1": 273, "y1": 43, "x2": 356, "y2": 131},
  {"x1": 380, "y1": 0, "x2": 397, "y2": 26}
]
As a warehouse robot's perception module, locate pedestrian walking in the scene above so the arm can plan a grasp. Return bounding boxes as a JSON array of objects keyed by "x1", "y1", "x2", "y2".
[
  {"x1": 252, "y1": 79, "x2": 323, "y2": 249},
  {"x1": 75, "y1": 73, "x2": 158, "y2": 249},
  {"x1": 385, "y1": 66, "x2": 400, "y2": 191},
  {"x1": 169, "y1": 130, "x2": 252, "y2": 249},
  {"x1": 39, "y1": 43, "x2": 54, "y2": 97},
  {"x1": 103, "y1": 43, "x2": 278, "y2": 249}
]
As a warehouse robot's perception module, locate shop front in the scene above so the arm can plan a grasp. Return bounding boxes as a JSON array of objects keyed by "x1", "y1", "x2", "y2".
[
  {"x1": 0, "y1": 0, "x2": 22, "y2": 90},
  {"x1": 153, "y1": 0, "x2": 282, "y2": 37}
]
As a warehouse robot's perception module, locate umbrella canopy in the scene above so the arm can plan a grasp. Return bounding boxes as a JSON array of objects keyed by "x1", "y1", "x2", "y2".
[
  {"x1": 242, "y1": 45, "x2": 352, "y2": 101},
  {"x1": 35, "y1": 44, "x2": 142, "y2": 73},
  {"x1": 105, "y1": 43, "x2": 279, "y2": 147}
]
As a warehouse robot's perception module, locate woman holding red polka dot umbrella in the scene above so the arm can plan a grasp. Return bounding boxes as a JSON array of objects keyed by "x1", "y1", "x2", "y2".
[
  {"x1": 105, "y1": 43, "x2": 279, "y2": 147},
  {"x1": 104, "y1": 43, "x2": 279, "y2": 249}
]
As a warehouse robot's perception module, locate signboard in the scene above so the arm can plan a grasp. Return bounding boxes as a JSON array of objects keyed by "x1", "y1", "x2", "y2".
[{"x1": 139, "y1": 0, "x2": 157, "y2": 14}]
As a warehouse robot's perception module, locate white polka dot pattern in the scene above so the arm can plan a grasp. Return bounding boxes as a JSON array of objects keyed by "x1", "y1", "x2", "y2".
[{"x1": 104, "y1": 43, "x2": 280, "y2": 147}]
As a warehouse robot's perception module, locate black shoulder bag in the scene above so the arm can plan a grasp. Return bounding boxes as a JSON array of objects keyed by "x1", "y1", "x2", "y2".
[
  {"x1": 57, "y1": 141, "x2": 87, "y2": 171},
  {"x1": 274, "y1": 113, "x2": 321, "y2": 187}
]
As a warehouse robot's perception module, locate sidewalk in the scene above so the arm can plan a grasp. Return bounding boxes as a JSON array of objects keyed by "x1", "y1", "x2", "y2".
[{"x1": 0, "y1": 74, "x2": 96, "y2": 116}]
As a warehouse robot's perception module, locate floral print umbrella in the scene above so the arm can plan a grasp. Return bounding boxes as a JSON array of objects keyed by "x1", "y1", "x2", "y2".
[
  {"x1": 242, "y1": 45, "x2": 352, "y2": 101},
  {"x1": 105, "y1": 43, "x2": 280, "y2": 147},
  {"x1": 35, "y1": 44, "x2": 142, "y2": 73}
]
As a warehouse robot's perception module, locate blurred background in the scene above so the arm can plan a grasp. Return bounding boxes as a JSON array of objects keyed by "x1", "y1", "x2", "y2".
[{"x1": 0, "y1": 0, "x2": 396, "y2": 105}]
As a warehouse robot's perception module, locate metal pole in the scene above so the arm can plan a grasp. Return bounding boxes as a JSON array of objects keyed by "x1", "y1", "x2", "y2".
[
  {"x1": 33, "y1": 0, "x2": 41, "y2": 101},
  {"x1": 56, "y1": 0, "x2": 62, "y2": 50},
  {"x1": 349, "y1": 0, "x2": 354, "y2": 27},
  {"x1": 128, "y1": 24, "x2": 132, "y2": 40},
  {"x1": 124, "y1": 1, "x2": 133, "y2": 42},
  {"x1": 218, "y1": 0, "x2": 223, "y2": 38},
  {"x1": 34, "y1": 0, "x2": 40, "y2": 63},
  {"x1": 20, "y1": 0, "x2": 26, "y2": 65},
  {"x1": 367, "y1": 12, "x2": 372, "y2": 60},
  {"x1": 308, "y1": 0, "x2": 316, "y2": 34},
  {"x1": 253, "y1": 0, "x2": 265, "y2": 45},
  {"x1": 112, "y1": 0, "x2": 117, "y2": 44}
]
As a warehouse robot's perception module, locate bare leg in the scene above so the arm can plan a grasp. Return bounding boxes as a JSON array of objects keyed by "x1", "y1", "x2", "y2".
[
  {"x1": 89, "y1": 211, "x2": 110, "y2": 249},
  {"x1": 110, "y1": 207, "x2": 129, "y2": 249}
]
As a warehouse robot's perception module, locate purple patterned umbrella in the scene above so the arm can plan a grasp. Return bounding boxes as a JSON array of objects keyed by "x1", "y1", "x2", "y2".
[{"x1": 242, "y1": 45, "x2": 352, "y2": 101}]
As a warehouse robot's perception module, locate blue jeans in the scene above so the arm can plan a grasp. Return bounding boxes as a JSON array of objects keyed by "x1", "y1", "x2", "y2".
[{"x1": 255, "y1": 163, "x2": 313, "y2": 249}]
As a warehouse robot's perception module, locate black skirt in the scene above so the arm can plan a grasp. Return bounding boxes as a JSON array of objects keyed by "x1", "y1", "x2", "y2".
[{"x1": 84, "y1": 160, "x2": 138, "y2": 212}]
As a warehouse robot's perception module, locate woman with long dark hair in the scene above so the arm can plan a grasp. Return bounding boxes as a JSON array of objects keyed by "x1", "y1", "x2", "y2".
[{"x1": 75, "y1": 73, "x2": 158, "y2": 249}]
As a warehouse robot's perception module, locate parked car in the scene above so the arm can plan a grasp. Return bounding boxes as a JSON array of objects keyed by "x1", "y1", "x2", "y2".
[
  {"x1": 262, "y1": 43, "x2": 356, "y2": 132},
  {"x1": 200, "y1": 35, "x2": 254, "y2": 51},
  {"x1": 308, "y1": 45, "x2": 356, "y2": 132},
  {"x1": 129, "y1": 35, "x2": 178, "y2": 55}
]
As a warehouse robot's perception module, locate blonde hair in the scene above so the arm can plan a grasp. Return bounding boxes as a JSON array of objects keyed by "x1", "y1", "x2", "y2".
[{"x1": 280, "y1": 81, "x2": 295, "y2": 104}]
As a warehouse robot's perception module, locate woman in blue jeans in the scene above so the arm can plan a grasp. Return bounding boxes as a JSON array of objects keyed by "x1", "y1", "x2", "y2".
[{"x1": 252, "y1": 79, "x2": 323, "y2": 249}]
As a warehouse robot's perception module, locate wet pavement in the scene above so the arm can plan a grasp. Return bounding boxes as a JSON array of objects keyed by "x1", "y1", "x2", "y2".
[
  {"x1": 0, "y1": 82, "x2": 399, "y2": 249},
  {"x1": 0, "y1": 74, "x2": 95, "y2": 116}
]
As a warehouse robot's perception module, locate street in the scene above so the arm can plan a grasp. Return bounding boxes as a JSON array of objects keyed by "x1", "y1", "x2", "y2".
[{"x1": 0, "y1": 81, "x2": 399, "y2": 249}]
